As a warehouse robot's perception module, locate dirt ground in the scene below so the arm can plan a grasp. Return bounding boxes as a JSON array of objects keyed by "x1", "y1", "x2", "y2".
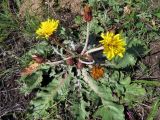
[{"x1": 0, "y1": 33, "x2": 36, "y2": 118}]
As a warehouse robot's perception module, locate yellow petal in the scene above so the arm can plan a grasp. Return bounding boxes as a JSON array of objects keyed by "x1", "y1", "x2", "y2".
[
  {"x1": 99, "y1": 31, "x2": 126, "y2": 60},
  {"x1": 101, "y1": 33, "x2": 105, "y2": 39},
  {"x1": 35, "y1": 18, "x2": 59, "y2": 39},
  {"x1": 118, "y1": 53, "x2": 123, "y2": 57}
]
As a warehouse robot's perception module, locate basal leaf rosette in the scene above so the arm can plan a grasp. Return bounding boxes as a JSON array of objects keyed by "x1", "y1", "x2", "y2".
[
  {"x1": 36, "y1": 18, "x2": 59, "y2": 39},
  {"x1": 100, "y1": 31, "x2": 126, "y2": 60}
]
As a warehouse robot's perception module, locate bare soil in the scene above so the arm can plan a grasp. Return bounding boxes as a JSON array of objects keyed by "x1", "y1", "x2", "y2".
[
  {"x1": 144, "y1": 41, "x2": 160, "y2": 79},
  {"x1": 0, "y1": 33, "x2": 36, "y2": 118},
  {"x1": 135, "y1": 41, "x2": 160, "y2": 80}
]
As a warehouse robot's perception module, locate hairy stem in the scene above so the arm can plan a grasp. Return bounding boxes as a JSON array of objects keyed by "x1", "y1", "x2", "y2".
[
  {"x1": 46, "y1": 57, "x2": 71, "y2": 66},
  {"x1": 81, "y1": 22, "x2": 90, "y2": 55},
  {"x1": 86, "y1": 46, "x2": 104, "y2": 54},
  {"x1": 79, "y1": 58, "x2": 95, "y2": 65}
]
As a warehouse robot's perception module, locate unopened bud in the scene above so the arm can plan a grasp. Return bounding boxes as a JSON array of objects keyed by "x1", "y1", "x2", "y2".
[
  {"x1": 83, "y1": 4, "x2": 92, "y2": 22},
  {"x1": 76, "y1": 60, "x2": 84, "y2": 69},
  {"x1": 66, "y1": 57, "x2": 75, "y2": 66}
]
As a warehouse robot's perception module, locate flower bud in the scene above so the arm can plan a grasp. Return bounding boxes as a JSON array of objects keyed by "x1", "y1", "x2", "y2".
[
  {"x1": 83, "y1": 4, "x2": 92, "y2": 22},
  {"x1": 66, "y1": 57, "x2": 75, "y2": 66},
  {"x1": 76, "y1": 60, "x2": 84, "y2": 69}
]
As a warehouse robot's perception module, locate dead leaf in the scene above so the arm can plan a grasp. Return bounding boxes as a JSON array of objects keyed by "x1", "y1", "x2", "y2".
[
  {"x1": 21, "y1": 62, "x2": 40, "y2": 76},
  {"x1": 32, "y1": 55, "x2": 45, "y2": 63},
  {"x1": 151, "y1": 19, "x2": 156, "y2": 26},
  {"x1": 90, "y1": 65, "x2": 104, "y2": 80},
  {"x1": 124, "y1": 5, "x2": 131, "y2": 15}
]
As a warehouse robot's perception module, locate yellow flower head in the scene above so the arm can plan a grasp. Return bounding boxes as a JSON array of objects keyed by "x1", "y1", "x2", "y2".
[
  {"x1": 36, "y1": 19, "x2": 59, "y2": 39},
  {"x1": 100, "y1": 31, "x2": 126, "y2": 60}
]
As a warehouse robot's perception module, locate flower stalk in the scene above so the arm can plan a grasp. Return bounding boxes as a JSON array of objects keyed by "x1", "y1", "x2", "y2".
[
  {"x1": 81, "y1": 22, "x2": 90, "y2": 55},
  {"x1": 85, "y1": 46, "x2": 104, "y2": 54},
  {"x1": 46, "y1": 57, "x2": 72, "y2": 66}
]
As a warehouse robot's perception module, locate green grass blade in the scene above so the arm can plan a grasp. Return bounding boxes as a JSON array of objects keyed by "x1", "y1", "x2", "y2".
[{"x1": 147, "y1": 98, "x2": 160, "y2": 120}]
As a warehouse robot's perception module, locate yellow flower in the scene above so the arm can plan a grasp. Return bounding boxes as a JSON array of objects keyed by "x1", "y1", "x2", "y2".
[
  {"x1": 36, "y1": 19, "x2": 59, "y2": 39},
  {"x1": 100, "y1": 31, "x2": 126, "y2": 60}
]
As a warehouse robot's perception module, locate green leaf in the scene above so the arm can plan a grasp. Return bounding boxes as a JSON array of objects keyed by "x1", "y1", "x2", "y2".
[
  {"x1": 56, "y1": 75, "x2": 72, "y2": 101},
  {"x1": 74, "y1": 15, "x2": 83, "y2": 25},
  {"x1": 120, "y1": 76, "x2": 131, "y2": 85},
  {"x1": 71, "y1": 99, "x2": 89, "y2": 120},
  {"x1": 19, "y1": 71, "x2": 43, "y2": 94},
  {"x1": 94, "y1": 102, "x2": 125, "y2": 120},
  {"x1": 124, "y1": 83, "x2": 146, "y2": 105},
  {"x1": 88, "y1": 0, "x2": 97, "y2": 6},
  {"x1": 154, "y1": 12, "x2": 160, "y2": 18},
  {"x1": 113, "y1": 53, "x2": 136, "y2": 68},
  {"x1": 90, "y1": 19, "x2": 104, "y2": 34},
  {"x1": 29, "y1": 74, "x2": 72, "y2": 119},
  {"x1": 133, "y1": 80, "x2": 160, "y2": 87},
  {"x1": 127, "y1": 38, "x2": 148, "y2": 57},
  {"x1": 82, "y1": 69, "x2": 113, "y2": 101},
  {"x1": 20, "y1": 41, "x2": 53, "y2": 67}
]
